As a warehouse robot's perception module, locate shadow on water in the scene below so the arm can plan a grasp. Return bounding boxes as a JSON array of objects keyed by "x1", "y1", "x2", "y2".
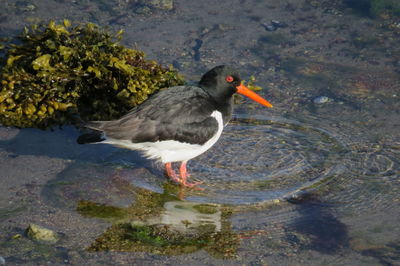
[
  {"x1": 287, "y1": 194, "x2": 349, "y2": 254},
  {"x1": 0, "y1": 126, "x2": 136, "y2": 162},
  {"x1": 0, "y1": 125, "x2": 168, "y2": 180}
]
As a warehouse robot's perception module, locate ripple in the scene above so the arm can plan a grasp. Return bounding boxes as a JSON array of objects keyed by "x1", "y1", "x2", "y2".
[
  {"x1": 180, "y1": 114, "x2": 349, "y2": 204},
  {"x1": 326, "y1": 144, "x2": 400, "y2": 215},
  {"x1": 42, "y1": 114, "x2": 350, "y2": 208}
]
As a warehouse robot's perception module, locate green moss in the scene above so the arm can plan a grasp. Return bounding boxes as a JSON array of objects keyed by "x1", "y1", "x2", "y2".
[{"x1": 0, "y1": 20, "x2": 185, "y2": 128}]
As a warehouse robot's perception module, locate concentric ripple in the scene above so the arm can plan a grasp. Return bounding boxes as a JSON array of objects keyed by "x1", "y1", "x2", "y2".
[
  {"x1": 325, "y1": 143, "x2": 400, "y2": 215},
  {"x1": 180, "y1": 114, "x2": 349, "y2": 204}
]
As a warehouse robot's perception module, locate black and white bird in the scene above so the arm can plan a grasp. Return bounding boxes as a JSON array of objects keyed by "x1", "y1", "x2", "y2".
[{"x1": 77, "y1": 65, "x2": 273, "y2": 187}]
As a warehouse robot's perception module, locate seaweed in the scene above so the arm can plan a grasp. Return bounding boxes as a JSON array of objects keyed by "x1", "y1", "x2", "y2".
[{"x1": 0, "y1": 20, "x2": 185, "y2": 128}]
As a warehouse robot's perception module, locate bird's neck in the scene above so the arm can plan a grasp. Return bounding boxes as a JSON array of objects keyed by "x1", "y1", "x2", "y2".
[
  {"x1": 199, "y1": 84, "x2": 234, "y2": 124},
  {"x1": 212, "y1": 96, "x2": 234, "y2": 125}
]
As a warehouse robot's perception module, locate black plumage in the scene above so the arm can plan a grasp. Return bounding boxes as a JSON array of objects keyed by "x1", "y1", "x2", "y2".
[{"x1": 80, "y1": 86, "x2": 220, "y2": 145}]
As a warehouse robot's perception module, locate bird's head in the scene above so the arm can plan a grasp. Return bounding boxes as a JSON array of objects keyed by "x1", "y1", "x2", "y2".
[{"x1": 199, "y1": 65, "x2": 273, "y2": 108}]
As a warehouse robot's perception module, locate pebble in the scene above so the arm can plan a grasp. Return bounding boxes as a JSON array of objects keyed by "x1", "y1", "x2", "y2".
[
  {"x1": 262, "y1": 23, "x2": 277, "y2": 31},
  {"x1": 262, "y1": 20, "x2": 288, "y2": 32},
  {"x1": 313, "y1": 96, "x2": 330, "y2": 104},
  {"x1": 271, "y1": 20, "x2": 288, "y2": 28},
  {"x1": 26, "y1": 223, "x2": 59, "y2": 243}
]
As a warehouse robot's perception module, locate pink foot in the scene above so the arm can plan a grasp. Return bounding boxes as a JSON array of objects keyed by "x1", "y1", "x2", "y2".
[
  {"x1": 179, "y1": 161, "x2": 203, "y2": 188},
  {"x1": 165, "y1": 162, "x2": 203, "y2": 189},
  {"x1": 165, "y1": 162, "x2": 181, "y2": 183}
]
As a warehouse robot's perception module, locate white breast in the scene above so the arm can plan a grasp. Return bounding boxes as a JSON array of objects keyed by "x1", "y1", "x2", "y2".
[{"x1": 103, "y1": 110, "x2": 224, "y2": 163}]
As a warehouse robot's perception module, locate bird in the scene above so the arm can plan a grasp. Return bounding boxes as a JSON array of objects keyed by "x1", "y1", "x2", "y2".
[{"x1": 77, "y1": 65, "x2": 273, "y2": 187}]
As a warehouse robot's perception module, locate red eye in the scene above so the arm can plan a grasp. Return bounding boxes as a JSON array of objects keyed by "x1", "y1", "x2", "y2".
[{"x1": 225, "y1": 75, "x2": 234, "y2": 82}]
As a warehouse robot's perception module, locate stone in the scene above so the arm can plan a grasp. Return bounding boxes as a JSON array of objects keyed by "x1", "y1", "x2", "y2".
[{"x1": 26, "y1": 224, "x2": 59, "y2": 243}]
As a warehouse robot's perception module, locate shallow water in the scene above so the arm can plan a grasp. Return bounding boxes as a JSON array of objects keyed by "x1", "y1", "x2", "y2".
[{"x1": 1, "y1": 0, "x2": 400, "y2": 265}]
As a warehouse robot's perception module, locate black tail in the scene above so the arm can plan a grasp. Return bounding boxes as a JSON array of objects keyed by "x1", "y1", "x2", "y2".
[{"x1": 77, "y1": 131, "x2": 105, "y2": 144}]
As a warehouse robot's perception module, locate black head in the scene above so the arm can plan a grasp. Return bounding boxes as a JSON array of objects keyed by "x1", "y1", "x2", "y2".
[
  {"x1": 199, "y1": 65, "x2": 241, "y2": 104},
  {"x1": 199, "y1": 65, "x2": 273, "y2": 108}
]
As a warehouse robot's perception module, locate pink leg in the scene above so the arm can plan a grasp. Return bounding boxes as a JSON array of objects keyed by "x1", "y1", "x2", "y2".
[
  {"x1": 179, "y1": 161, "x2": 203, "y2": 188},
  {"x1": 165, "y1": 162, "x2": 181, "y2": 183}
]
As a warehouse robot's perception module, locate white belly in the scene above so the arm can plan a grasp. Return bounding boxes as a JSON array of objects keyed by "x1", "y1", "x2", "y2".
[{"x1": 103, "y1": 111, "x2": 224, "y2": 163}]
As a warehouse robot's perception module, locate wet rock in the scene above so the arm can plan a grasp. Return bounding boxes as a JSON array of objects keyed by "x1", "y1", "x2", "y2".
[
  {"x1": 26, "y1": 224, "x2": 59, "y2": 243},
  {"x1": 0, "y1": 256, "x2": 4, "y2": 265},
  {"x1": 262, "y1": 23, "x2": 277, "y2": 31},
  {"x1": 313, "y1": 96, "x2": 330, "y2": 104}
]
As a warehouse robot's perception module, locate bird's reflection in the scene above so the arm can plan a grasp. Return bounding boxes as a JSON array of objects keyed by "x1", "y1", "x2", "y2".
[{"x1": 76, "y1": 182, "x2": 239, "y2": 258}]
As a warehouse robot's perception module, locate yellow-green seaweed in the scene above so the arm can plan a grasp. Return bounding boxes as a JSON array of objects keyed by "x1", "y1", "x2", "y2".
[{"x1": 0, "y1": 20, "x2": 185, "y2": 128}]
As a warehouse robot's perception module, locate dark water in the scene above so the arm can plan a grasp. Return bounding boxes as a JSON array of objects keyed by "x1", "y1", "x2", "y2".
[{"x1": 0, "y1": 0, "x2": 399, "y2": 265}]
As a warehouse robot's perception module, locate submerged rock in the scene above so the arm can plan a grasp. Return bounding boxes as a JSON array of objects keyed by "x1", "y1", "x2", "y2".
[
  {"x1": 313, "y1": 96, "x2": 330, "y2": 104},
  {"x1": 26, "y1": 224, "x2": 59, "y2": 243}
]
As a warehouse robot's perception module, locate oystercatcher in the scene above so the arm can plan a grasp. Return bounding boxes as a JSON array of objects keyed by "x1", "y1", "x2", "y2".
[{"x1": 77, "y1": 65, "x2": 272, "y2": 187}]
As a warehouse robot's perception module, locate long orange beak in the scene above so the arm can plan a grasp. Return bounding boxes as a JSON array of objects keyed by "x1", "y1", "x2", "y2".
[{"x1": 236, "y1": 84, "x2": 273, "y2": 108}]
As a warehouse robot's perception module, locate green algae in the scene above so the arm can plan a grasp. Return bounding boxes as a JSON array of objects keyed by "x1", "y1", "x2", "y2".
[
  {"x1": 0, "y1": 20, "x2": 184, "y2": 129},
  {"x1": 87, "y1": 220, "x2": 239, "y2": 258},
  {"x1": 77, "y1": 201, "x2": 125, "y2": 219},
  {"x1": 76, "y1": 183, "x2": 238, "y2": 258}
]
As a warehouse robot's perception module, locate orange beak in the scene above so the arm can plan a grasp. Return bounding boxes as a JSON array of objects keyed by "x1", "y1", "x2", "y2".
[{"x1": 236, "y1": 84, "x2": 273, "y2": 108}]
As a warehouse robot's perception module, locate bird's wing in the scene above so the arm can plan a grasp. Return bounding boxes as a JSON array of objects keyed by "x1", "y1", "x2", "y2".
[{"x1": 92, "y1": 86, "x2": 219, "y2": 145}]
